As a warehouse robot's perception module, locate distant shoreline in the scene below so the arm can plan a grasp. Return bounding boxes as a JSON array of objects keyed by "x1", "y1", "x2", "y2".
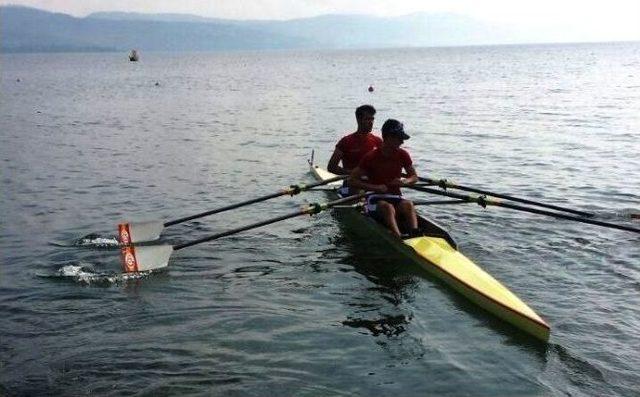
[
  {"x1": 3, "y1": 40, "x2": 639, "y2": 55},
  {"x1": 3, "y1": 5, "x2": 639, "y2": 55}
]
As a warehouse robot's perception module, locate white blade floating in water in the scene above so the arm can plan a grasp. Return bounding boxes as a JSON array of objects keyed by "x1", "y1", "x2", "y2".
[
  {"x1": 120, "y1": 244, "x2": 174, "y2": 272},
  {"x1": 118, "y1": 221, "x2": 164, "y2": 244}
]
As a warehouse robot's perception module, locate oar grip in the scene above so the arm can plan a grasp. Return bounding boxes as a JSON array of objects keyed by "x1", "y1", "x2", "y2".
[
  {"x1": 409, "y1": 185, "x2": 640, "y2": 234},
  {"x1": 418, "y1": 176, "x2": 594, "y2": 218}
]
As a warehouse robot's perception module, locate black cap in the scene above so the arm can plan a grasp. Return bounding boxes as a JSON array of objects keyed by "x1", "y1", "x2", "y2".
[{"x1": 381, "y1": 119, "x2": 410, "y2": 140}]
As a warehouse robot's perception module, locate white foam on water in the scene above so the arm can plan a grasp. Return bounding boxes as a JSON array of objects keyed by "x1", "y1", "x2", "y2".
[
  {"x1": 75, "y1": 236, "x2": 120, "y2": 248},
  {"x1": 55, "y1": 263, "x2": 150, "y2": 284}
]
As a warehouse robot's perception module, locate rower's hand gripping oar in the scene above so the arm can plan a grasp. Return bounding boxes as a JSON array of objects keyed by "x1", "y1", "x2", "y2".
[
  {"x1": 117, "y1": 175, "x2": 346, "y2": 244},
  {"x1": 407, "y1": 185, "x2": 640, "y2": 235},
  {"x1": 120, "y1": 193, "x2": 366, "y2": 273},
  {"x1": 418, "y1": 176, "x2": 594, "y2": 218}
]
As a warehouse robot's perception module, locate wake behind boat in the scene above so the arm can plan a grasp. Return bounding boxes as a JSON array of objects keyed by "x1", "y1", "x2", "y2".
[{"x1": 309, "y1": 162, "x2": 551, "y2": 342}]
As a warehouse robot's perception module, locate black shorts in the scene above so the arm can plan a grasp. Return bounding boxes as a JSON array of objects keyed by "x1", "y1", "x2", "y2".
[{"x1": 365, "y1": 194, "x2": 404, "y2": 221}]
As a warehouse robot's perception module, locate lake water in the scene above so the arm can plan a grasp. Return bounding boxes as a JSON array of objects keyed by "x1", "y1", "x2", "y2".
[{"x1": 1, "y1": 43, "x2": 639, "y2": 396}]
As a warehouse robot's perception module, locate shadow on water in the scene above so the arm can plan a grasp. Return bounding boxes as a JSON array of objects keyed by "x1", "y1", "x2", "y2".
[
  {"x1": 326, "y1": 233, "x2": 433, "y2": 361},
  {"x1": 328, "y1": 213, "x2": 550, "y2": 356},
  {"x1": 335, "y1": 240, "x2": 417, "y2": 339}
]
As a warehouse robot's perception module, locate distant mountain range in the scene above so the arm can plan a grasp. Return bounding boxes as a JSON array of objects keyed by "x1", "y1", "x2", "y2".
[{"x1": 0, "y1": 5, "x2": 568, "y2": 53}]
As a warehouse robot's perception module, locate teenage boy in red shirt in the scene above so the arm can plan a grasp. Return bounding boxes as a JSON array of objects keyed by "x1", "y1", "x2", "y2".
[
  {"x1": 327, "y1": 104, "x2": 382, "y2": 175},
  {"x1": 349, "y1": 119, "x2": 419, "y2": 238}
]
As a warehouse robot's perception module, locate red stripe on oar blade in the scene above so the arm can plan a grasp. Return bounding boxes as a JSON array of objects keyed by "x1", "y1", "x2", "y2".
[
  {"x1": 118, "y1": 223, "x2": 132, "y2": 245},
  {"x1": 120, "y1": 245, "x2": 139, "y2": 273}
]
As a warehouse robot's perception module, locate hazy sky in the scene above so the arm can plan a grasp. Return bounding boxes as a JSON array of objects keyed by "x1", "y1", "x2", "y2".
[{"x1": 2, "y1": 0, "x2": 640, "y2": 39}]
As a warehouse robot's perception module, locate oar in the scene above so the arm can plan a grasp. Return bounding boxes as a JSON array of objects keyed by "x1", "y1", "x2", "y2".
[
  {"x1": 117, "y1": 175, "x2": 347, "y2": 244},
  {"x1": 407, "y1": 185, "x2": 640, "y2": 235},
  {"x1": 418, "y1": 177, "x2": 594, "y2": 218},
  {"x1": 332, "y1": 199, "x2": 467, "y2": 210},
  {"x1": 413, "y1": 199, "x2": 470, "y2": 206},
  {"x1": 120, "y1": 193, "x2": 366, "y2": 273}
]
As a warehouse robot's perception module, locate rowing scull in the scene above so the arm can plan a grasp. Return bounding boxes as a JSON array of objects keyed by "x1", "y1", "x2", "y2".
[{"x1": 310, "y1": 162, "x2": 550, "y2": 341}]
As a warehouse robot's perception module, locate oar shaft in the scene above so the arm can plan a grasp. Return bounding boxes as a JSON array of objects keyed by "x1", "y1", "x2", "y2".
[
  {"x1": 165, "y1": 190, "x2": 285, "y2": 226},
  {"x1": 418, "y1": 177, "x2": 594, "y2": 218},
  {"x1": 413, "y1": 199, "x2": 469, "y2": 206},
  {"x1": 409, "y1": 186, "x2": 640, "y2": 235},
  {"x1": 174, "y1": 211, "x2": 304, "y2": 250},
  {"x1": 173, "y1": 193, "x2": 366, "y2": 251},
  {"x1": 164, "y1": 175, "x2": 346, "y2": 227}
]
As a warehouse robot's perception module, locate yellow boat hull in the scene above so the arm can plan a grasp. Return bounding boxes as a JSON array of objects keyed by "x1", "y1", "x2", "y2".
[{"x1": 310, "y1": 164, "x2": 550, "y2": 341}]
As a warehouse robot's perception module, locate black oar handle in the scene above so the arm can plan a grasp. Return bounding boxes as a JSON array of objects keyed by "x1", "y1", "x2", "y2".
[
  {"x1": 418, "y1": 177, "x2": 594, "y2": 218},
  {"x1": 409, "y1": 186, "x2": 640, "y2": 235},
  {"x1": 164, "y1": 175, "x2": 347, "y2": 227},
  {"x1": 173, "y1": 193, "x2": 365, "y2": 251}
]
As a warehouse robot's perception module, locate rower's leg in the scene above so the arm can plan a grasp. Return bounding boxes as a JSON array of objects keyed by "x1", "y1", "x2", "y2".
[
  {"x1": 377, "y1": 201, "x2": 402, "y2": 237},
  {"x1": 398, "y1": 200, "x2": 418, "y2": 230}
]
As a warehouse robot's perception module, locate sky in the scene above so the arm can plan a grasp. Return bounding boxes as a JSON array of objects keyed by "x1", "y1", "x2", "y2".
[{"x1": 1, "y1": 0, "x2": 639, "y2": 40}]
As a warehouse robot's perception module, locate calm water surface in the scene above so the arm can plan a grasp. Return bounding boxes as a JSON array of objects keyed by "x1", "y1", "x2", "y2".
[{"x1": 1, "y1": 43, "x2": 640, "y2": 396}]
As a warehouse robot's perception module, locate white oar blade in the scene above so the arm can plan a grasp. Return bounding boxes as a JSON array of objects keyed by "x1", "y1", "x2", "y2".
[
  {"x1": 120, "y1": 244, "x2": 173, "y2": 273},
  {"x1": 118, "y1": 221, "x2": 164, "y2": 244}
]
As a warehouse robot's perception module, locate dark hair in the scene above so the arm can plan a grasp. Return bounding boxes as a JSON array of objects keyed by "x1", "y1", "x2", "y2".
[{"x1": 355, "y1": 104, "x2": 376, "y2": 119}]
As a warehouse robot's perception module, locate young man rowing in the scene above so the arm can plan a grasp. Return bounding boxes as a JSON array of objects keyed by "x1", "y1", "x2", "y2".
[
  {"x1": 327, "y1": 104, "x2": 382, "y2": 176},
  {"x1": 349, "y1": 119, "x2": 419, "y2": 238}
]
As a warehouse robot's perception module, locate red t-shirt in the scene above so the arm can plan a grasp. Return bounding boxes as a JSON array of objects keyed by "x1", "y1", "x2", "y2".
[
  {"x1": 358, "y1": 147, "x2": 413, "y2": 195},
  {"x1": 336, "y1": 132, "x2": 383, "y2": 171}
]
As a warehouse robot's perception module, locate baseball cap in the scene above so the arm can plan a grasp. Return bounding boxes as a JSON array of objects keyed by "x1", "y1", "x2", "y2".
[{"x1": 381, "y1": 119, "x2": 410, "y2": 140}]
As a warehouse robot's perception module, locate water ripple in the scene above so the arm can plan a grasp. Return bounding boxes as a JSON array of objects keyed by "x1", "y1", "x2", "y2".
[{"x1": 2, "y1": 44, "x2": 640, "y2": 396}]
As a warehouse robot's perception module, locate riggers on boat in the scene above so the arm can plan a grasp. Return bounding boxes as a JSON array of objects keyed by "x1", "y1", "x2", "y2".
[{"x1": 310, "y1": 163, "x2": 550, "y2": 342}]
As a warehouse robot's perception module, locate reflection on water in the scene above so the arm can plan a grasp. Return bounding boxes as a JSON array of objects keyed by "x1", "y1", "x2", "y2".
[{"x1": 342, "y1": 314, "x2": 410, "y2": 337}]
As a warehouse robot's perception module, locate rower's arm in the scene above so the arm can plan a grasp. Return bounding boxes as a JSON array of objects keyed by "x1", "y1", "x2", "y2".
[
  {"x1": 349, "y1": 167, "x2": 385, "y2": 192},
  {"x1": 327, "y1": 149, "x2": 347, "y2": 175},
  {"x1": 401, "y1": 165, "x2": 418, "y2": 186}
]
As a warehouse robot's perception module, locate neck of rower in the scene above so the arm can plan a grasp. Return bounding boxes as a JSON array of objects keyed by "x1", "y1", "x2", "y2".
[{"x1": 380, "y1": 141, "x2": 397, "y2": 156}]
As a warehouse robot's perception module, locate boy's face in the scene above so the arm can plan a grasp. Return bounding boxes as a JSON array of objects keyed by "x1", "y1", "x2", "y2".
[
  {"x1": 357, "y1": 113, "x2": 375, "y2": 132},
  {"x1": 385, "y1": 134, "x2": 404, "y2": 148}
]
